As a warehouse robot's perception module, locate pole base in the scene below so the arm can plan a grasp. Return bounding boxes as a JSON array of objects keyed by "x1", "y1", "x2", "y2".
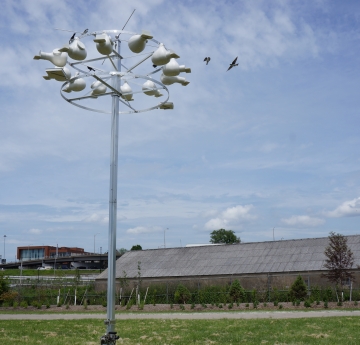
[{"x1": 100, "y1": 332, "x2": 119, "y2": 345}]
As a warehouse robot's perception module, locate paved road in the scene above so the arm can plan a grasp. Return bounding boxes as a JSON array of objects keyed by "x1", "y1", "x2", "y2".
[{"x1": 1, "y1": 310, "x2": 360, "y2": 320}]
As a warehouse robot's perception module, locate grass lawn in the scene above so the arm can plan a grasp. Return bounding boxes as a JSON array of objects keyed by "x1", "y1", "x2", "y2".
[{"x1": 0, "y1": 317, "x2": 359, "y2": 344}]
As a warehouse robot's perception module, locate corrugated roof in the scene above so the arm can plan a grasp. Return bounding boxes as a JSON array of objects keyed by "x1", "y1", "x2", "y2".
[{"x1": 96, "y1": 235, "x2": 360, "y2": 280}]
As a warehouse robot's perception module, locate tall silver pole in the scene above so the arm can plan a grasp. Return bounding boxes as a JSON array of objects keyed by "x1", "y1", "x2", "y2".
[
  {"x1": 105, "y1": 38, "x2": 121, "y2": 337},
  {"x1": 3, "y1": 235, "x2": 6, "y2": 262}
]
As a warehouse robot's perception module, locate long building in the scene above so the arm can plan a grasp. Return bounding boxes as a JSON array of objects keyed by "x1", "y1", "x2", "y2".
[
  {"x1": 17, "y1": 245, "x2": 88, "y2": 261},
  {"x1": 95, "y1": 235, "x2": 360, "y2": 291}
]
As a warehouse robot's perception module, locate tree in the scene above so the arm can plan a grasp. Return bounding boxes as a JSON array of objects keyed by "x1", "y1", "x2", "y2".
[
  {"x1": 131, "y1": 244, "x2": 142, "y2": 251},
  {"x1": 289, "y1": 275, "x2": 308, "y2": 301},
  {"x1": 174, "y1": 284, "x2": 191, "y2": 304},
  {"x1": 117, "y1": 248, "x2": 128, "y2": 255},
  {"x1": 0, "y1": 274, "x2": 9, "y2": 296},
  {"x1": 210, "y1": 229, "x2": 240, "y2": 244},
  {"x1": 322, "y1": 232, "x2": 355, "y2": 300},
  {"x1": 228, "y1": 279, "x2": 246, "y2": 302}
]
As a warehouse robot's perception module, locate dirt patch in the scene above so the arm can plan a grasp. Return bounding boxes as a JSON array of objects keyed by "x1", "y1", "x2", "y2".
[{"x1": 1, "y1": 301, "x2": 359, "y2": 313}]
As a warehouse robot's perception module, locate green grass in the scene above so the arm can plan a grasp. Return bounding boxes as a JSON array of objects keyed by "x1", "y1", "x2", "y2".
[{"x1": 0, "y1": 317, "x2": 359, "y2": 344}]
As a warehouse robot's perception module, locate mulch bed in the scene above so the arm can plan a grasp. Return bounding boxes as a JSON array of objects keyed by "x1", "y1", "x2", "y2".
[{"x1": 1, "y1": 301, "x2": 359, "y2": 313}]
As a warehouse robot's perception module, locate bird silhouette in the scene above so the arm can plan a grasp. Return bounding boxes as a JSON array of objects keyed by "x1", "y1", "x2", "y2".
[
  {"x1": 204, "y1": 57, "x2": 210, "y2": 65},
  {"x1": 87, "y1": 66, "x2": 96, "y2": 72},
  {"x1": 69, "y1": 33, "x2": 75, "y2": 43},
  {"x1": 82, "y1": 29, "x2": 88, "y2": 35},
  {"x1": 227, "y1": 57, "x2": 238, "y2": 71}
]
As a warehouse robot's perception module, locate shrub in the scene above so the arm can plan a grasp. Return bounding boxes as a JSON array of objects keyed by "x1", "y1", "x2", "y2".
[
  {"x1": 289, "y1": 276, "x2": 308, "y2": 301},
  {"x1": 228, "y1": 279, "x2": 246, "y2": 302},
  {"x1": 279, "y1": 304, "x2": 283, "y2": 309},
  {"x1": 324, "y1": 301, "x2": 328, "y2": 309},
  {"x1": 180, "y1": 304, "x2": 185, "y2": 310},
  {"x1": 20, "y1": 301, "x2": 28, "y2": 308},
  {"x1": 295, "y1": 300, "x2": 300, "y2": 306},
  {"x1": 263, "y1": 302, "x2": 267, "y2": 307},
  {"x1": 354, "y1": 301, "x2": 358, "y2": 306},
  {"x1": 274, "y1": 301, "x2": 278, "y2": 307},
  {"x1": 245, "y1": 303, "x2": 249, "y2": 308},
  {"x1": 228, "y1": 303, "x2": 233, "y2": 309},
  {"x1": 316, "y1": 300, "x2": 320, "y2": 305},
  {"x1": 191, "y1": 303, "x2": 195, "y2": 309},
  {"x1": 0, "y1": 275, "x2": 10, "y2": 295},
  {"x1": 126, "y1": 300, "x2": 133, "y2": 310},
  {"x1": 304, "y1": 300, "x2": 311, "y2": 308},
  {"x1": 170, "y1": 303, "x2": 173, "y2": 309},
  {"x1": 337, "y1": 301, "x2": 342, "y2": 307},
  {"x1": 253, "y1": 301, "x2": 259, "y2": 309},
  {"x1": 0, "y1": 291, "x2": 19, "y2": 305},
  {"x1": 174, "y1": 284, "x2": 191, "y2": 304},
  {"x1": 13, "y1": 301, "x2": 18, "y2": 308}
]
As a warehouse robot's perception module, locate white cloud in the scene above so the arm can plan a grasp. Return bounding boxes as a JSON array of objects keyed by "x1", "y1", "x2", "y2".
[
  {"x1": 325, "y1": 197, "x2": 360, "y2": 218},
  {"x1": 281, "y1": 215, "x2": 325, "y2": 227},
  {"x1": 29, "y1": 228, "x2": 42, "y2": 234},
  {"x1": 260, "y1": 143, "x2": 280, "y2": 153},
  {"x1": 127, "y1": 226, "x2": 162, "y2": 234},
  {"x1": 205, "y1": 205, "x2": 257, "y2": 230},
  {"x1": 83, "y1": 213, "x2": 108, "y2": 224}
]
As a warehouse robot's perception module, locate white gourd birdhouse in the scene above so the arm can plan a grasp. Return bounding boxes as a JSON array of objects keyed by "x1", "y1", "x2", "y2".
[
  {"x1": 151, "y1": 43, "x2": 180, "y2": 66},
  {"x1": 59, "y1": 37, "x2": 87, "y2": 61},
  {"x1": 162, "y1": 58, "x2": 191, "y2": 77},
  {"x1": 93, "y1": 33, "x2": 113, "y2": 55},
  {"x1": 90, "y1": 80, "x2": 107, "y2": 97},
  {"x1": 43, "y1": 66, "x2": 71, "y2": 81},
  {"x1": 33, "y1": 49, "x2": 68, "y2": 67},
  {"x1": 120, "y1": 82, "x2": 133, "y2": 101},
  {"x1": 142, "y1": 80, "x2": 163, "y2": 97},
  {"x1": 128, "y1": 31, "x2": 153, "y2": 53},
  {"x1": 62, "y1": 73, "x2": 86, "y2": 93},
  {"x1": 161, "y1": 73, "x2": 189, "y2": 86}
]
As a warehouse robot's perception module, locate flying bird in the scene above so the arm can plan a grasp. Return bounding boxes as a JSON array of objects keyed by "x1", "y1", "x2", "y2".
[
  {"x1": 87, "y1": 66, "x2": 96, "y2": 72},
  {"x1": 204, "y1": 57, "x2": 210, "y2": 65},
  {"x1": 227, "y1": 57, "x2": 238, "y2": 71},
  {"x1": 69, "y1": 33, "x2": 75, "y2": 43},
  {"x1": 81, "y1": 29, "x2": 88, "y2": 35}
]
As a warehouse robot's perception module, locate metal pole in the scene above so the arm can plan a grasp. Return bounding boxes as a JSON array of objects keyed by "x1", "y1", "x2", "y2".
[
  {"x1": 3, "y1": 235, "x2": 6, "y2": 262},
  {"x1": 105, "y1": 37, "x2": 121, "y2": 337},
  {"x1": 94, "y1": 233, "x2": 99, "y2": 254}
]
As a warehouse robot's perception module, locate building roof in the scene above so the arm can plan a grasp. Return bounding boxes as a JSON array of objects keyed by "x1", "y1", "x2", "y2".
[{"x1": 96, "y1": 235, "x2": 360, "y2": 280}]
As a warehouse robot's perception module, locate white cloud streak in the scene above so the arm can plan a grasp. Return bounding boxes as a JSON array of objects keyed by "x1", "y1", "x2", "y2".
[
  {"x1": 281, "y1": 215, "x2": 325, "y2": 227},
  {"x1": 205, "y1": 205, "x2": 257, "y2": 230},
  {"x1": 325, "y1": 198, "x2": 360, "y2": 218},
  {"x1": 127, "y1": 226, "x2": 162, "y2": 234}
]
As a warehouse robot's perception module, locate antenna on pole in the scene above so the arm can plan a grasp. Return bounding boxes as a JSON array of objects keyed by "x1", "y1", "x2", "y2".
[{"x1": 118, "y1": 9, "x2": 136, "y2": 37}]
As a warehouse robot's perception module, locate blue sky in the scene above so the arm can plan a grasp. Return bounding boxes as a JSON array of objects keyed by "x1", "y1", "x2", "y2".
[{"x1": 0, "y1": 0, "x2": 359, "y2": 261}]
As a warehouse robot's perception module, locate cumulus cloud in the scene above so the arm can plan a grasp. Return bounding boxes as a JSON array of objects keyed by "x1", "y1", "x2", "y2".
[
  {"x1": 83, "y1": 213, "x2": 108, "y2": 224},
  {"x1": 205, "y1": 205, "x2": 257, "y2": 230},
  {"x1": 127, "y1": 226, "x2": 162, "y2": 234},
  {"x1": 281, "y1": 215, "x2": 325, "y2": 227},
  {"x1": 325, "y1": 197, "x2": 360, "y2": 218},
  {"x1": 29, "y1": 228, "x2": 42, "y2": 234}
]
